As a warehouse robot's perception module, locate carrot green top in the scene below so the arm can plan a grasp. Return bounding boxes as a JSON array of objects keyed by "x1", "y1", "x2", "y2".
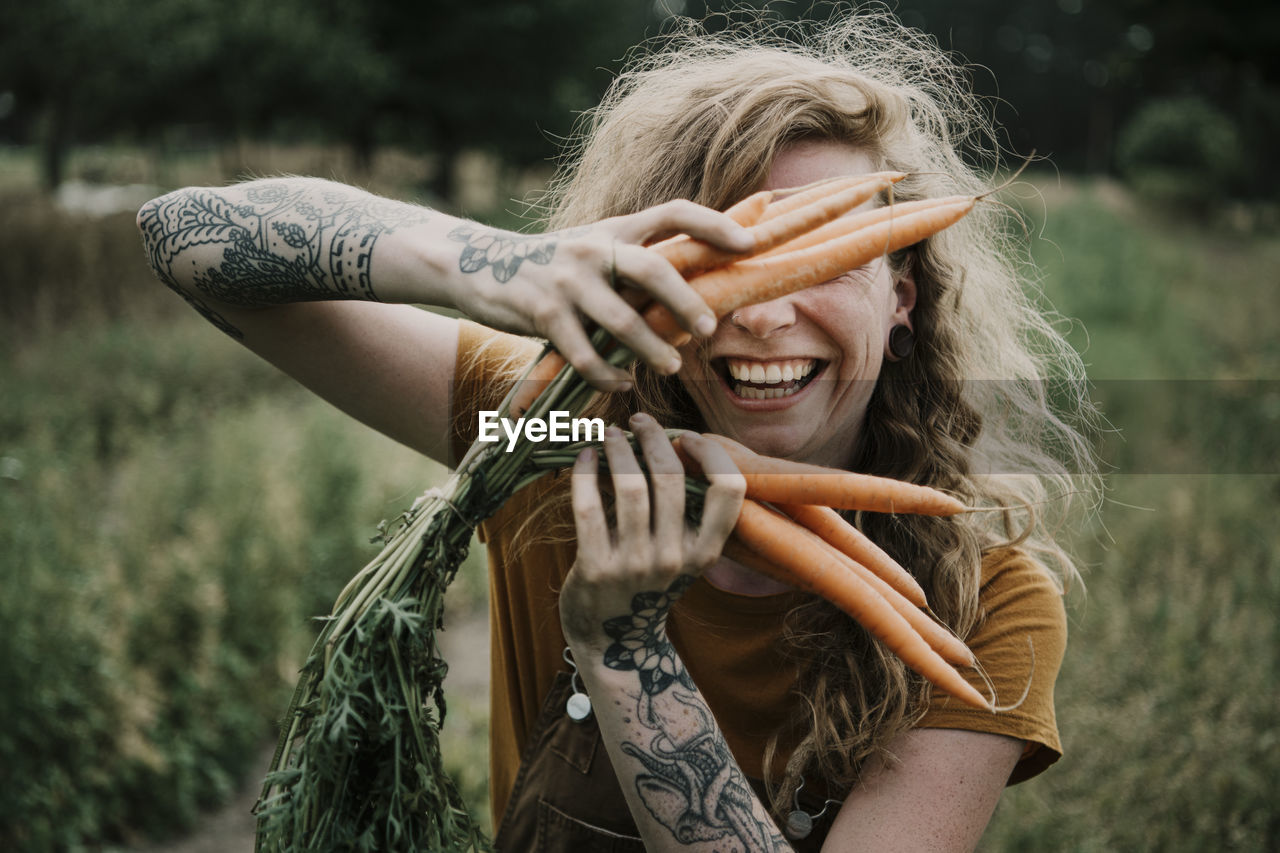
[{"x1": 450, "y1": 320, "x2": 1067, "y2": 827}]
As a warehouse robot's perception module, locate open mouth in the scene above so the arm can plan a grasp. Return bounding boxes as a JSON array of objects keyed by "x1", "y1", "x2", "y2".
[{"x1": 717, "y1": 357, "x2": 827, "y2": 400}]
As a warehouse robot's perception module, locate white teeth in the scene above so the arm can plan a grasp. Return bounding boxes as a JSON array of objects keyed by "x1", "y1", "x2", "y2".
[
  {"x1": 733, "y1": 383, "x2": 801, "y2": 400},
  {"x1": 725, "y1": 358, "x2": 817, "y2": 386}
]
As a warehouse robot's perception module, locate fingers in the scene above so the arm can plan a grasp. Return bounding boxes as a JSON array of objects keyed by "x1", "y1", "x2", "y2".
[
  {"x1": 571, "y1": 447, "x2": 611, "y2": 557},
  {"x1": 611, "y1": 242, "x2": 718, "y2": 342},
  {"x1": 629, "y1": 413, "x2": 686, "y2": 565},
  {"x1": 538, "y1": 305, "x2": 633, "y2": 391},
  {"x1": 611, "y1": 198, "x2": 754, "y2": 254},
  {"x1": 567, "y1": 273, "x2": 684, "y2": 376},
  {"x1": 606, "y1": 199, "x2": 752, "y2": 340},
  {"x1": 532, "y1": 200, "x2": 750, "y2": 385},
  {"x1": 527, "y1": 234, "x2": 691, "y2": 389},
  {"x1": 466, "y1": 200, "x2": 750, "y2": 389},
  {"x1": 602, "y1": 426, "x2": 651, "y2": 554},
  {"x1": 572, "y1": 419, "x2": 734, "y2": 584},
  {"x1": 680, "y1": 433, "x2": 747, "y2": 567}
]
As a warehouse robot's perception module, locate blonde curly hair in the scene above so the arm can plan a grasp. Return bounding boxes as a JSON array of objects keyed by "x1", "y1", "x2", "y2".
[{"x1": 535, "y1": 6, "x2": 1100, "y2": 818}]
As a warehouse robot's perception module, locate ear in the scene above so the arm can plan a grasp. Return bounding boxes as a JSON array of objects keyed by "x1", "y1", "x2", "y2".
[
  {"x1": 884, "y1": 273, "x2": 918, "y2": 363},
  {"x1": 890, "y1": 272, "x2": 917, "y2": 329}
]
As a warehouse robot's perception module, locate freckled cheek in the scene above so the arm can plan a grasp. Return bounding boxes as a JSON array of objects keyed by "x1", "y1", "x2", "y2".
[
  {"x1": 810, "y1": 298, "x2": 885, "y2": 381},
  {"x1": 838, "y1": 346, "x2": 883, "y2": 390}
]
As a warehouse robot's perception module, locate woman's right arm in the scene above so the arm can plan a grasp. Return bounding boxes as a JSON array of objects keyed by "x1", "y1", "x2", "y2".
[{"x1": 136, "y1": 177, "x2": 751, "y2": 465}]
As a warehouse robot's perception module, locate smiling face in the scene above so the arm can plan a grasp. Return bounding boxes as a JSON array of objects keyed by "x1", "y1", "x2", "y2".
[{"x1": 676, "y1": 139, "x2": 916, "y2": 468}]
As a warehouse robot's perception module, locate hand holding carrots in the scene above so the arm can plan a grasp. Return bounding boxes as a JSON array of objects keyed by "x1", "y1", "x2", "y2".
[
  {"x1": 558, "y1": 414, "x2": 746, "y2": 652},
  {"x1": 461, "y1": 200, "x2": 754, "y2": 397},
  {"x1": 562, "y1": 426, "x2": 992, "y2": 711},
  {"x1": 505, "y1": 171, "x2": 980, "y2": 417}
]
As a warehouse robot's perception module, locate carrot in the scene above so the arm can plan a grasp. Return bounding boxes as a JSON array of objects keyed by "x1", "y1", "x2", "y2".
[
  {"x1": 723, "y1": 531, "x2": 972, "y2": 667},
  {"x1": 646, "y1": 173, "x2": 899, "y2": 276},
  {"x1": 651, "y1": 177, "x2": 897, "y2": 278},
  {"x1": 724, "y1": 189, "x2": 774, "y2": 226},
  {"x1": 644, "y1": 195, "x2": 975, "y2": 345},
  {"x1": 833, "y1": 545, "x2": 975, "y2": 667},
  {"x1": 732, "y1": 499, "x2": 989, "y2": 709},
  {"x1": 754, "y1": 194, "x2": 970, "y2": 261},
  {"x1": 757, "y1": 171, "x2": 906, "y2": 221},
  {"x1": 703, "y1": 433, "x2": 967, "y2": 516},
  {"x1": 645, "y1": 189, "x2": 772, "y2": 259},
  {"x1": 779, "y1": 503, "x2": 928, "y2": 608}
]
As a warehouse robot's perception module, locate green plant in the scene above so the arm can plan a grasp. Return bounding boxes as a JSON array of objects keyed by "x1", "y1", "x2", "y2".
[{"x1": 0, "y1": 317, "x2": 448, "y2": 849}]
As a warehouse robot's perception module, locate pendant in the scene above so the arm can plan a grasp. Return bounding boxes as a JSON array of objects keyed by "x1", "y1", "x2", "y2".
[
  {"x1": 565, "y1": 691, "x2": 592, "y2": 722},
  {"x1": 562, "y1": 646, "x2": 593, "y2": 723},
  {"x1": 784, "y1": 810, "x2": 814, "y2": 841},
  {"x1": 783, "y1": 776, "x2": 841, "y2": 841}
]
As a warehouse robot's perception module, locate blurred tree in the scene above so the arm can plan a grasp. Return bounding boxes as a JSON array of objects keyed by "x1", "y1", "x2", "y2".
[
  {"x1": 171, "y1": 0, "x2": 389, "y2": 143},
  {"x1": 1117, "y1": 94, "x2": 1243, "y2": 207},
  {"x1": 355, "y1": 0, "x2": 653, "y2": 201},
  {"x1": 0, "y1": 0, "x2": 389, "y2": 189},
  {"x1": 1128, "y1": 0, "x2": 1280, "y2": 198},
  {"x1": 1, "y1": 0, "x2": 1274, "y2": 197},
  {"x1": 668, "y1": 0, "x2": 1278, "y2": 192},
  {"x1": 890, "y1": 0, "x2": 1278, "y2": 195},
  {"x1": 0, "y1": 0, "x2": 149, "y2": 189},
  {"x1": 0, "y1": 0, "x2": 655, "y2": 199}
]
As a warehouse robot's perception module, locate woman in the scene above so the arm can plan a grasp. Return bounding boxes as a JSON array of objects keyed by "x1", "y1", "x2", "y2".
[{"x1": 138, "y1": 11, "x2": 1096, "y2": 851}]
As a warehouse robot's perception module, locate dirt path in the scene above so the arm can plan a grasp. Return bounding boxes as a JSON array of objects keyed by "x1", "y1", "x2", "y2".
[
  {"x1": 131, "y1": 607, "x2": 490, "y2": 852},
  {"x1": 130, "y1": 746, "x2": 270, "y2": 853}
]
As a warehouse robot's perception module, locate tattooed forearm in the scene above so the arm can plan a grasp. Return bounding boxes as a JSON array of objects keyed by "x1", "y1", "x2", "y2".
[
  {"x1": 601, "y1": 577, "x2": 790, "y2": 851},
  {"x1": 136, "y1": 180, "x2": 433, "y2": 335},
  {"x1": 447, "y1": 224, "x2": 556, "y2": 283}
]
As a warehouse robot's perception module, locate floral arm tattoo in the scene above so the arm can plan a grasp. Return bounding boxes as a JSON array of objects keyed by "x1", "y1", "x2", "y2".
[
  {"x1": 136, "y1": 180, "x2": 432, "y2": 338},
  {"x1": 601, "y1": 576, "x2": 791, "y2": 851}
]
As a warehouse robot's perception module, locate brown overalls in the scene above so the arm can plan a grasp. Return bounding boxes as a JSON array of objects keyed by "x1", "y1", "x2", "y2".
[{"x1": 493, "y1": 671, "x2": 835, "y2": 852}]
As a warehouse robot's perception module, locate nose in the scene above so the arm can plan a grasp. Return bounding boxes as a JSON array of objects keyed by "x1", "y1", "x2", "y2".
[{"x1": 729, "y1": 296, "x2": 796, "y2": 339}]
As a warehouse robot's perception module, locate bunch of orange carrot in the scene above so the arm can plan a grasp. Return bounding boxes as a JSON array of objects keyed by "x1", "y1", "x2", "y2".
[{"x1": 673, "y1": 433, "x2": 990, "y2": 712}]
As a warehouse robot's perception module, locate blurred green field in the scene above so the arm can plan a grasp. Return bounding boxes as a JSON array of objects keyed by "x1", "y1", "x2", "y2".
[
  {"x1": 0, "y1": 152, "x2": 1276, "y2": 850},
  {"x1": 982, "y1": 183, "x2": 1280, "y2": 851}
]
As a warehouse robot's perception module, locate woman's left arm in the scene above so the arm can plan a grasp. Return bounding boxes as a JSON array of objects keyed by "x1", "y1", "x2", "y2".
[
  {"x1": 560, "y1": 415, "x2": 792, "y2": 852},
  {"x1": 821, "y1": 727, "x2": 1023, "y2": 852}
]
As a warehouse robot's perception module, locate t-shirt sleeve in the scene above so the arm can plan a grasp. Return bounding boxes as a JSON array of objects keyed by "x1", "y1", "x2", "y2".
[
  {"x1": 916, "y1": 548, "x2": 1068, "y2": 785},
  {"x1": 449, "y1": 320, "x2": 543, "y2": 467}
]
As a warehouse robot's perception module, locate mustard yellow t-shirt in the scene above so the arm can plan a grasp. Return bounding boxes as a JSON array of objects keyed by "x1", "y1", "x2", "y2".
[{"x1": 449, "y1": 321, "x2": 1068, "y2": 826}]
